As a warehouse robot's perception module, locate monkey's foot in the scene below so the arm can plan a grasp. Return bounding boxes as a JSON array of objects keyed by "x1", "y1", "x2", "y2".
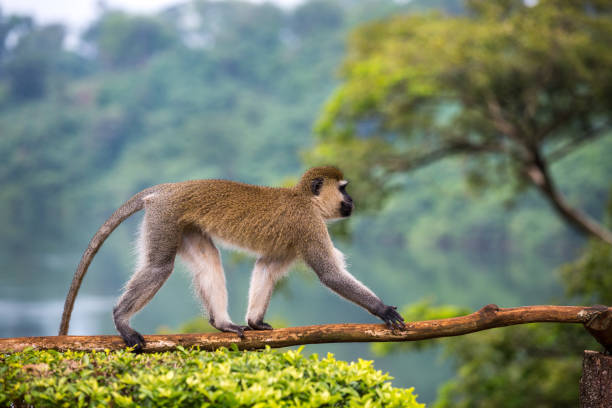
[
  {"x1": 247, "y1": 320, "x2": 273, "y2": 330},
  {"x1": 120, "y1": 330, "x2": 146, "y2": 353},
  {"x1": 215, "y1": 322, "x2": 250, "y2": 338},
  {"x1": 378, "y1": 305, "x2": 406, "y2": 330}
]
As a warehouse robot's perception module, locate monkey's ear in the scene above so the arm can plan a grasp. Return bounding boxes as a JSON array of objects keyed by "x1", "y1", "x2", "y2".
[{"x1": 310, "y1": 177, "x2": 324, "y2": 195}]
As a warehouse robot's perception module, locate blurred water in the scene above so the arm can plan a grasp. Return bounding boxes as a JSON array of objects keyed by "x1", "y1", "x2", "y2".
[{"x1": 0, "y1": 296, "x2": 114, "y2": 338}]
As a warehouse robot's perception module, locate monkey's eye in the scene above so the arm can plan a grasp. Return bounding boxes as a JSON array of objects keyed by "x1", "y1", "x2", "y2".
[
  {"x1": 311, "y1": 177, "x2": 324, "y2": 195},
  {"x1": 339, "y1": 181, "x2": 349, "y2": 193}
]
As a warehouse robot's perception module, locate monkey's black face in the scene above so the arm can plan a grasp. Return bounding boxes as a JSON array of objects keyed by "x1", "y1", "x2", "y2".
[{"x1": 339, "y1": 183, "x2": 354, "y2": 217}]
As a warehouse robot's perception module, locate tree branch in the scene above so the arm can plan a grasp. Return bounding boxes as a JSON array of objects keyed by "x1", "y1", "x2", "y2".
[
  {"x1": 384, "y1": 141, "x2": 501, "y2": 173},
  {"x1": 548, "y1": 124, "x2": 612, "y2": 162},
  {"x1": 485, "y1": 96, "x2": 524, "y2": 144},
  {"x1": 1, "y1": 305, "x2": 610, "y2": 353}
]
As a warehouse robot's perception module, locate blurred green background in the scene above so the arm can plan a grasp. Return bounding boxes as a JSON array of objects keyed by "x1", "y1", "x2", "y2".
[{"x1": 1, "y1": 0, "x2": 611, "y2": 406}]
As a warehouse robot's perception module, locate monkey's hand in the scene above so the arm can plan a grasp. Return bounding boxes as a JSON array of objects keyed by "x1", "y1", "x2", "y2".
[
  {"x1": 123, "y1": 331, "x2": 146, "y2": 353},
  {"x1": 377, "y1": 305, "x2": 406, "y2": 330}
]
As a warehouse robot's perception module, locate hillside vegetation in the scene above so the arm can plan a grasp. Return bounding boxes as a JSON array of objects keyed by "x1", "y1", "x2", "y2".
[{"x1": 1, "y1": 0, "x2": 610, "y2": 405}]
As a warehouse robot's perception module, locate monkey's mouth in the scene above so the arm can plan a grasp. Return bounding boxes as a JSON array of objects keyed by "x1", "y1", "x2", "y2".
[{"x1": 340, "y1": 201, "x2": 353, "y2": 217}]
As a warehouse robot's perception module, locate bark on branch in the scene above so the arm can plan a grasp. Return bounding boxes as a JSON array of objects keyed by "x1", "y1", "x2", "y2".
[{"x1": 1, "y1": 305, "x2": 611, "y2": 353}]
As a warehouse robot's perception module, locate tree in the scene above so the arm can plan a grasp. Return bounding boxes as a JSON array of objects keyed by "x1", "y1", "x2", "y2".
[
  {"x1": 291, "y1": 0, "x2": 343, "y2": 37},
  {"x1": 0, "y1": 9, "x2": 65, "y2": 102},
  {"x1": 311, "y1": 0, "x2": 612, "y2": 243},
  {"x1": 83, "y1": 11, "x2": 176, "y2": 68},
  {"x1": 0, "y1": 9, "x2": 32, "y2": 62}
]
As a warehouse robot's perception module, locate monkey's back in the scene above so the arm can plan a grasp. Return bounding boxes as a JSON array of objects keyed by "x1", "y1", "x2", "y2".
[{"x1": 158, "y1": 179, "x2": 320, "y2": 259}]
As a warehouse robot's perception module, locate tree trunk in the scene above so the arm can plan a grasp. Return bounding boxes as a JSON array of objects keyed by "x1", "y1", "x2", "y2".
[{"x1": 580, "y1": 350, "x2": 612, "y2": 408}]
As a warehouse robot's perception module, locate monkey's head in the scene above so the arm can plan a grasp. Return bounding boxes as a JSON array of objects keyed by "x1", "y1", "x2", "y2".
[{"x1": 298, "y1": 166, "x2": 354, "y2": 220}]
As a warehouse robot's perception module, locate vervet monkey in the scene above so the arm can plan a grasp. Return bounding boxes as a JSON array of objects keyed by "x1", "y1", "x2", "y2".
[{"x1": 59, "y1": 166, "x2": 405, "y2": 350}]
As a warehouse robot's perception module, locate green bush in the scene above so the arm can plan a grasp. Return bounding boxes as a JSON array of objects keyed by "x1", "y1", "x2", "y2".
[{"x1": 0, "y1": 346, "x2": 423, "y2": 407}]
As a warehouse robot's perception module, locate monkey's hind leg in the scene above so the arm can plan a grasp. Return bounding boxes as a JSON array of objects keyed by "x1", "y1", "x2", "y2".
[
  {"x1": 246, "y1": 258, "x2": 292, "y2": 330},
  {"x1": 179, "y1": 231, "x2": 248, "y2": 337},
  {"x1": 113, "y1": 217, "x2": 179, "y2": 352}
]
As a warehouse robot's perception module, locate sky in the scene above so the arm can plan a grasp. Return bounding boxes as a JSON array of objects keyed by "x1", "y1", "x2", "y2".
[{"x1": 1, "y1": 0, "x2": 305, "y2": 31}]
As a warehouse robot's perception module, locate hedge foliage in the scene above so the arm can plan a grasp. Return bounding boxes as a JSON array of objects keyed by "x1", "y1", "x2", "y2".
[{"x1": 0, "y1": 346, "x2": 423, "y2": 407}]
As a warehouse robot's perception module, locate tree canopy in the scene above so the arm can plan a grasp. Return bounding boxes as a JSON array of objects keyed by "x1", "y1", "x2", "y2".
[{"x1": 311, "y1": 0, "x2": 612, "y2": 243}]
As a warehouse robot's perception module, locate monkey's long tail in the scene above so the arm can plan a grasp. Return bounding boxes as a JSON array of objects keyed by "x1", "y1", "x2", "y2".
[{"x1": 58, "y1": 187, "x2": 156, "y2": 336}]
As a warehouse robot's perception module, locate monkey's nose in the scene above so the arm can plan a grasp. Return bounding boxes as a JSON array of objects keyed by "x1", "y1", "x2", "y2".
[{"x1": 340, "y1": 201, "x2": 353, "y2": 217}]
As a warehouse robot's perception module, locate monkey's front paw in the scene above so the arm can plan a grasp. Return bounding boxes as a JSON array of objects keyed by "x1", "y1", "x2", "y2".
[
  {"x1": 122, "y1": 331, "x2": 146, "y2": 353},
  {"x1": 378, "y1": 305, "x2": 406, "y2": 330},
  {"x1": 247, "y1": 319, "x2": 274, "y2": 330}
]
